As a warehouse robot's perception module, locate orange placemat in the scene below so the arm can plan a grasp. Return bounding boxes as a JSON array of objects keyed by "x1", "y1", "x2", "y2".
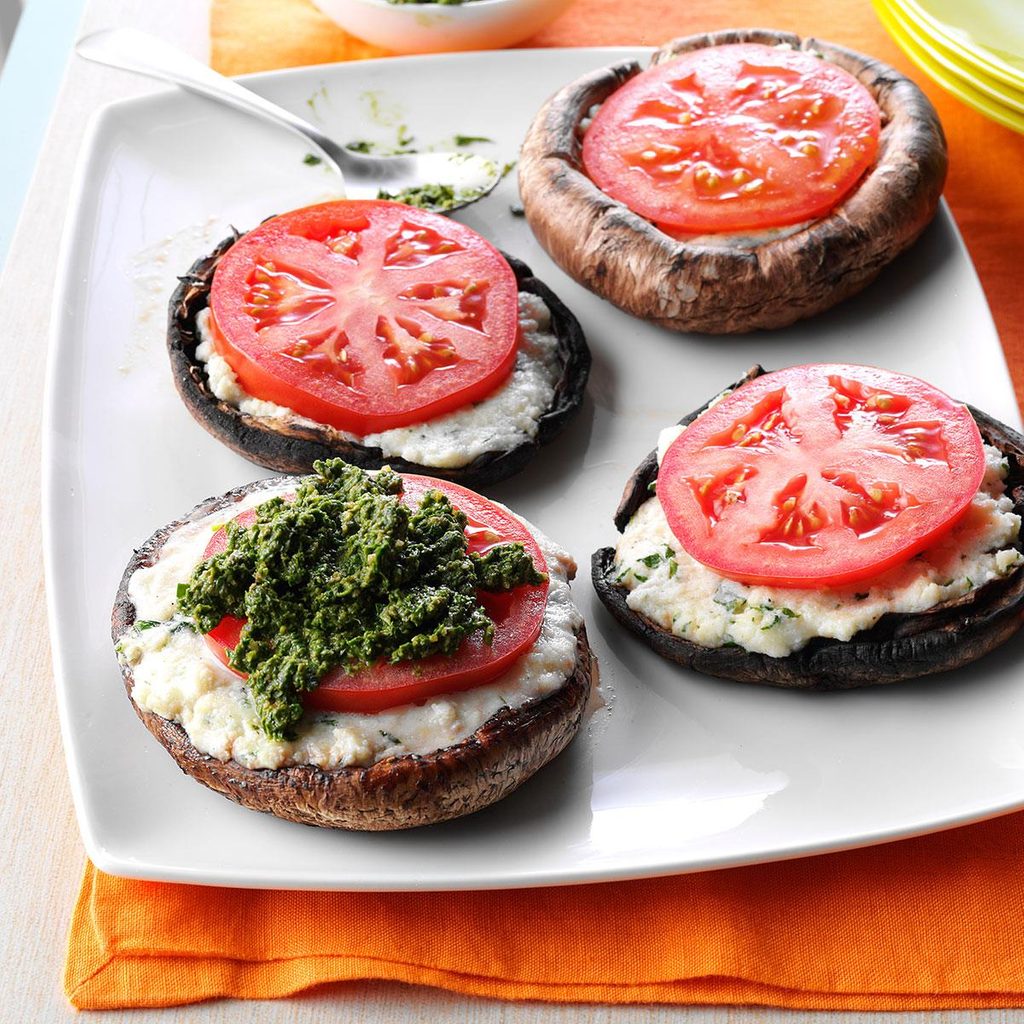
[{"x1": 65, "y1": 0, "x2": 1024, "y2": 1011}]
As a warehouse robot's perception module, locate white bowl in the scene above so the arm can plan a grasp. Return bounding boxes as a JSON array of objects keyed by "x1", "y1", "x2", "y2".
[{"x1": 311, "y1": 0, "x2": 577, "y2": 54}]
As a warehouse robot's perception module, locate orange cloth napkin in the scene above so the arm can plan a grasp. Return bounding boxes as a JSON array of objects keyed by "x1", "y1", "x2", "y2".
[
  {"x1": 67, "y1": 812, "x2": 1024, "y2": 1010},
  {"x1": 65, "y1": 0, "x2": 1024, "y2": 1011}
]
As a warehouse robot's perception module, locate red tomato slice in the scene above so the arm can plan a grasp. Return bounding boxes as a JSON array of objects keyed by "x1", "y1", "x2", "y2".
[
  {"x1": 657, "y1": 365, "x2": 985, "y2": 588},
  {"x1": 582, "y1": 44, "x2": 880, "y2": 234},
  {"x1": 208, "y1": 200, "x2": 520, "y2": 435},
  {"x1": 200, "y1": 476, "x2": 549, "y2": 713}
]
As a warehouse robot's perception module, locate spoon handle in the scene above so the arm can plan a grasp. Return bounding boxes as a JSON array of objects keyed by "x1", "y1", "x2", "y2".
[{"x1": 75, "y1": 28, "x2": 348, "y2": 175}]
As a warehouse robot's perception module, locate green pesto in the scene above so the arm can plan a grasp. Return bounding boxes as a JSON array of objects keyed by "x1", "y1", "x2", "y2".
[
  {"x1": 349, "y1": 132, "x2": 490, "y2": 153},
  {"x1": 344, "y1": 131, "x2": 416, "y2": 158},
  {"x1": 376, "y1": 182, "x2": 484, "y2": 211},
  {"x1": 178, "y1": 460, "x2": 545, "y2": 741},
  {"x1": 305, "y1": 84, "x2": 329, "y2": 117}
]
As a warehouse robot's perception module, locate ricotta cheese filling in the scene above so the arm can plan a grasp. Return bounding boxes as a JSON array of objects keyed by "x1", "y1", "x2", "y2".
[
  {"x1": 657, "y1": 222, "x2": 814, "y2": 248},
  {"x1": 193, "y1": 290, "x2": 563, "y2": 469},
  {"x1": 115, "y1": 486, "x2": 583, "y2": 771},
  {"x1": 613, "y1": 443, "x2": 1023, "y2": 658}
]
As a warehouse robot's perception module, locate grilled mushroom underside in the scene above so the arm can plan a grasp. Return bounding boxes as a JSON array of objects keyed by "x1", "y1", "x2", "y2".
[
  {"x1": 519, "y1": 29, "x2": 948, "y2": 334},
  {"x1": 592, "y1": 367, "x2": 1024, "y2": 689},
  {"x1": 113, "y1": 478, "x2": 593, "y2": 830},
  {"x1": 168, "y1": 237, "x2": 591, "y2": 485}
]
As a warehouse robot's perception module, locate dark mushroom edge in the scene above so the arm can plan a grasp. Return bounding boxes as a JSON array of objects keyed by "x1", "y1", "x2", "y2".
[
  {"x1": 519, "y1": 28, "x2": 948, "y2": 334},
  {"x1": 591, "y1": 366, "x2": 1024, "y2": 690},
  {"x1": 167, "y1": 235, "x2": 591, "y2": 486},
  {"x1": 113, "y1": 477, "x2": 593, "y2": 830}
]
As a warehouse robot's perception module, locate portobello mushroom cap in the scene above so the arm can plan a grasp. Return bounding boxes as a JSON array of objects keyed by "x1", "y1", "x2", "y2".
[
  {"x1": 592, "y1": 367, "x2": 1024, "y2": 689},
  {"x1": 113, "y1": 477, "x2": 593, "y2": 830},
  {"x1": 518, "y1": 29, "x2": 948, "y2": 333},
  {"x1": 167, "y1": 235, "x2": 591, "y2": 485}
]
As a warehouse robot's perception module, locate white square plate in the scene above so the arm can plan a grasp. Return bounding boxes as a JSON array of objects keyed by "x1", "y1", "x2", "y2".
[{"x1": 45, "y1": 48, "x2": 1024, "y2": 890}]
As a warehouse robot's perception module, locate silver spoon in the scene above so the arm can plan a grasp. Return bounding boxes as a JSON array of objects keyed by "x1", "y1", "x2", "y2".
[{"x1": 75, "y1": 28, "x2": 502, "y2": 211}]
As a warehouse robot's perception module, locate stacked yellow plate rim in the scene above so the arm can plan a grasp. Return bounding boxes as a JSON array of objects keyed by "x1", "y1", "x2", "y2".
[{"x1": 873, "y1": 0, "x2": 1024, "y2": 132}]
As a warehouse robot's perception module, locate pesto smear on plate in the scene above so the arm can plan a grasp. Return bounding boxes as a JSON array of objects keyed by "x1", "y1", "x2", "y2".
[{"x1": 179, "y1": 460, "x2": 545, "y2": 740}]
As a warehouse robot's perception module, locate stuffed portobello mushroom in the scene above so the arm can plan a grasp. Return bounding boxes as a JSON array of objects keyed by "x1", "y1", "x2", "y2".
[
  {"x1": 592, "y1": 366, "x2": 1024, "y2": 689},
  {"x1": 519, "y1": 29, "x2": 948, "y2": 333},
  {"x1": 168, "y1": 200, "x2": 590, "y2": 485},
  {"x1": 113, "y1": 460, "x2": 593, "y2": 829}
]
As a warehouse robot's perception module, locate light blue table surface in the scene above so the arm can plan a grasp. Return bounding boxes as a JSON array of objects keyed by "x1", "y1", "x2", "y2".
[{"x1": 0, "y1": 0, "x2": 88, "y2": 271}]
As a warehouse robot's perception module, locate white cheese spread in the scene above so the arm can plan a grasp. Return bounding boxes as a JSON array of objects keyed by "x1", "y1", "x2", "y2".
[
  {"x1": 660, "y1": 221, "x2": 813, "y2": 248},
  {"x1": 613, "y1": 445, "x2": 1023, "y2": 658},
  {"x1": 193, "y1": 290, "x2": 563, "y2": 469},
  {"x1": 116, "y1": 486, "x2": 583, "y2": 771}
]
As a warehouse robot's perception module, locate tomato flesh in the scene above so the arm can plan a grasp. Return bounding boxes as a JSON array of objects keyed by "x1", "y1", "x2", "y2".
[
  {"x1": 208, "y1": 200, "x2": 520, "y2": 435},
  {"x1": 201, "y1": 476, "x2": 549, "y2": 713},
  {"x1": 582, "y1": 44, "x2": 881, "y2": 234},
  {"x1": 658, "y1": 365, "x2": 986, "y2": 588}
]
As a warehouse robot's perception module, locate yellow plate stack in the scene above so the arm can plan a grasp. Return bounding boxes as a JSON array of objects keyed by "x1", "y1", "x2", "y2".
[{"x1": 873, "y1": 0, "x2": 1024, "y2": 133}]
